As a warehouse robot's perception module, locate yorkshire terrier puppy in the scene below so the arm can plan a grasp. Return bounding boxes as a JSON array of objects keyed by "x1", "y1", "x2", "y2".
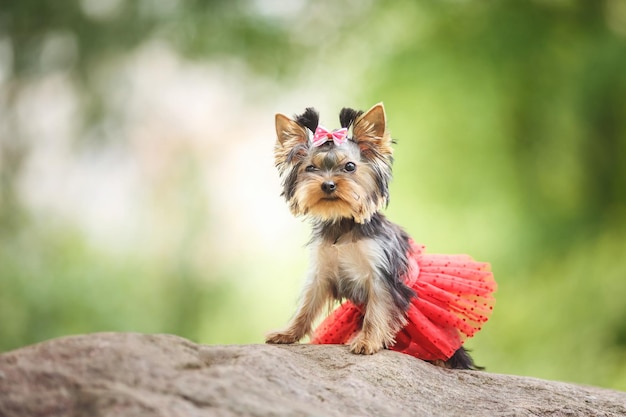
[{"x1": 266, "y1": 103, "x2": 495, "y2": 369}]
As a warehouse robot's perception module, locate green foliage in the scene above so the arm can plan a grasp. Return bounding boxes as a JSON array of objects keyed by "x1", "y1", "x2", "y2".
[
  {"x1": 0, "y1": 218, "x2": 241, "y2": 352},
  {"x1": 367, "y1": 0, "x2": 626, "y2": 389}
]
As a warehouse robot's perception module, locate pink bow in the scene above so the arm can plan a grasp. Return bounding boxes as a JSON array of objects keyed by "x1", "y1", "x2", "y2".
[{"x1": 312, "y1": 126, "x2": 348, "y2": 147}]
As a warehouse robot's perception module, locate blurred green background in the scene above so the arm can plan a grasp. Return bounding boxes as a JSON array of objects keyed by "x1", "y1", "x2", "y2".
[{"x1": 1, "y1": 0, "x2": 626, "y2": 390}]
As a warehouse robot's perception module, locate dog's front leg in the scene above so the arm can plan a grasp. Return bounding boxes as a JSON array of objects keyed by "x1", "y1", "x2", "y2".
[
  {"x1": 265, "y1": 269, "x2": 330, "y2": 345},
  {"x1": 349, "y1": 281, "x2": 400, "y2": 355}
]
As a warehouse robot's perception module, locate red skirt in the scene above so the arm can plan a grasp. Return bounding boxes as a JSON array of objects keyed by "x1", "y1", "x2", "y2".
[{"x1": 310, "y1": 240, "x2": 497, "y2": 361}]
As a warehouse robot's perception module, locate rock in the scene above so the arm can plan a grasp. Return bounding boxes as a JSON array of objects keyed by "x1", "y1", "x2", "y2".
[{"x1": 0, "y1": 333, "x2": 625, "y2": 417}]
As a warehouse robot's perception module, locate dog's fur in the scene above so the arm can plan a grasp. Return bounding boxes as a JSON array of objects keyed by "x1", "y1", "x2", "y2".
[{"x1": 266, "y1": 103, "x2": 476, "y2": 369}]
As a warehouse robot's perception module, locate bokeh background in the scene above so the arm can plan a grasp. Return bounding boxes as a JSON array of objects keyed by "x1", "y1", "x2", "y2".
[{"x1": 2, "y1": 0, "x2": 626, "y2": 390}]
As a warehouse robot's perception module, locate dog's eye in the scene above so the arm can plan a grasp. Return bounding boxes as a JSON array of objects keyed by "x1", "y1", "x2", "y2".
[
  {"x1": 344, "y1": 162, "x2": 356, "y2": 172},
  {"x1": 305, "y1": 165, "x2": 317, "y2": 172}
]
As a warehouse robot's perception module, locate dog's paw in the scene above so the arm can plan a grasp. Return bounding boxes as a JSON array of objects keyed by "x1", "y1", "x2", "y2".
[
  {"x1": 349, "y1": 335, "x2": 382, "y2": 355},
  {"x1": 265, "y1": 330, "x2": 300, "y2": 345}
]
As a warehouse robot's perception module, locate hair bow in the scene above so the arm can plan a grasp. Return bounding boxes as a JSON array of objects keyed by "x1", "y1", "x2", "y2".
[{"x1": 312, "y1": 126, "x2": 348, "y2": 147}]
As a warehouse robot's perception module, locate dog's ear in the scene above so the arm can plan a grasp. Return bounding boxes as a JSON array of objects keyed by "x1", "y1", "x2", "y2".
[
  {"x1": 352, "y1": 102, "x2": 392, "y2": 158},
  {"x1": 274, "y1": 113, "x2": 310, "y2": 172},
  {"x1": 275, "y1": 113, "x2": 308, "y2": 147}
]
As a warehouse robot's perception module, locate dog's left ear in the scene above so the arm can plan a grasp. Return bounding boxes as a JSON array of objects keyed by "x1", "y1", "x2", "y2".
[{"x1": 352, "y1": 102, "x2": 393, "y2": 158}]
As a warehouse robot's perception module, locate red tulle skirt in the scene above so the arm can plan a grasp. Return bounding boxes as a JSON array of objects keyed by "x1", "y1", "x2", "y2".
[{"x1": 310, "y1": 240, "x2": 497, "y2": 361}]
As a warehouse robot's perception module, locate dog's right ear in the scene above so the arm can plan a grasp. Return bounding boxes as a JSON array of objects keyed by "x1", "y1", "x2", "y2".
[
  {"x1": 275, "y1": 114, "x2": 308, "y2": 147},
  {"x1": 274, "y1": 114, "x2": 310, "y2": 172}
]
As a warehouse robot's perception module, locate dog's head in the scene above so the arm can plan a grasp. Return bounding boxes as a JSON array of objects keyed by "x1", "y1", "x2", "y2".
[{"x1": 274, "y1": 103, "x2": 394, "y2": 224}]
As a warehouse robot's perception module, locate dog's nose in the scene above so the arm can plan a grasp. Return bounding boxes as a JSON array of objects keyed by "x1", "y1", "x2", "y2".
[{"x1": 321, "y1": 181, "x2": 336, "y2": 194}]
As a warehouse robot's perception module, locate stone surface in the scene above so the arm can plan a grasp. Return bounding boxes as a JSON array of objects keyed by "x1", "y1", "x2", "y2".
[{"x1": 0, "y1": 332, "x2": 625, "y2": 417}]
